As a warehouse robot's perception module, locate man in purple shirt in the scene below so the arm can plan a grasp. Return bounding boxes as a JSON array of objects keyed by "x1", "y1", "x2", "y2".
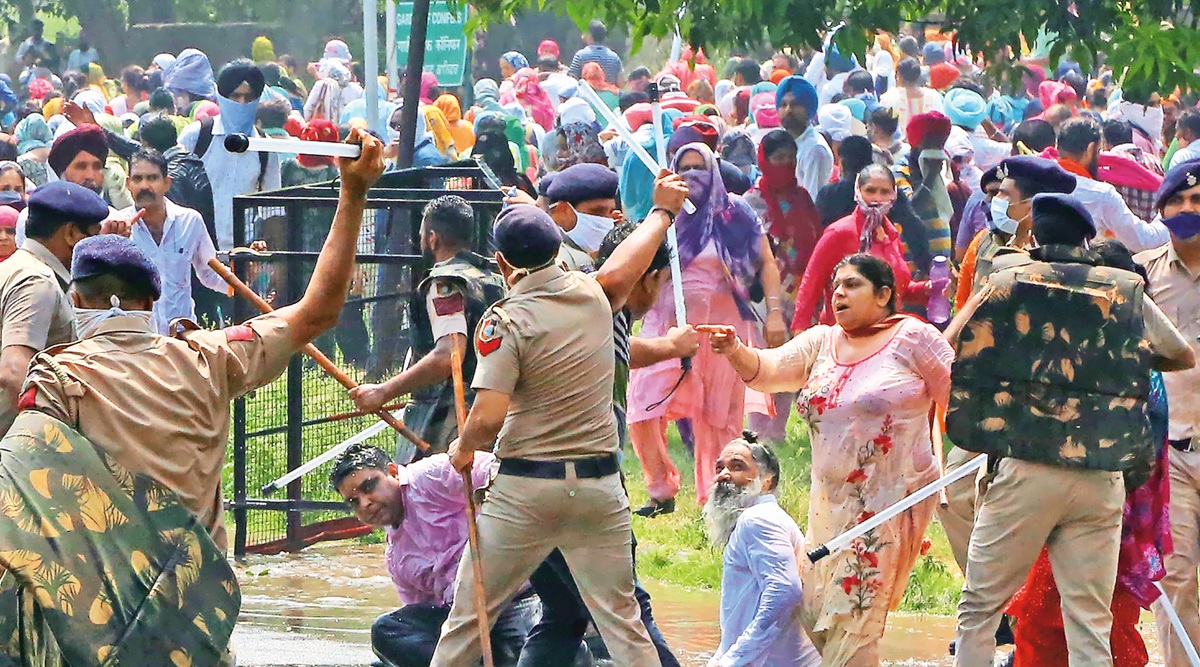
[{"x1": 331, "y1": 443, "x2": 539, "y2": 667}]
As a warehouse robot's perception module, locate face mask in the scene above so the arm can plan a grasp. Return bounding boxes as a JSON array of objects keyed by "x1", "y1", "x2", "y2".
[
  {"x1": 989, "y1": 195, "x2": 1020, "y2": 235},
  {"x1": 564, "y1": 206, "x2": 615, "y2": 254},
  {"x1": 217, "y1": 94, "x2": 259, "y2": 136},
  {"x1": 74, "y1": 295, "x2": 154, "y2": 338},
  {"x1": 1161, "y1": 211, "x2": 1200, "y2": 240},
  {"x1": 854, "y1": 191, "x2": 894, "y2": 219}
]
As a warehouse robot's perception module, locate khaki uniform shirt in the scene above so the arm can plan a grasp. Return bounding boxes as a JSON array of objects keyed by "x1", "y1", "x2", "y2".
[
  {"x1": 472, "y1": 265, "x2": 618, "y2": 460},
  {"x1": 21, "y1": 313, "x2": 297, "y2": 552},
  {"x1": 1137, "y1": 242, "x2": 1200, "y2": 440},
  {"x1": 0, "y1": 240, "x2": 76, "y2": 427},
  {"x1": 555, "y1": 237, "x2": 594, "y2": 273}
]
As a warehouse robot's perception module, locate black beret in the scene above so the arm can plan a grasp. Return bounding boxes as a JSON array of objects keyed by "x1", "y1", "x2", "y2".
[
  {"x1": 493, "y1": 204, "x2": 562, "y2": 269},
  {"x1": 980, "y1": 164, "x2": 1002, "y2": 188},
  {"x1": 996, "y1": 156, "x2": 1077, "y2": 196},
  {"x1": 71, "y1": 234, "x2": 162, "y2": 300},
  {"x1": 546, "y1": 163, "x2": 619, "y2": 205},
  {"x1": 1155, "y1": 158, "x2": 1200, "y2": 211},
  {"x1": 27, "y1": 181, "x2": 110, "y2": 228},
  {"x1": 1032, "y1": 192, "x2": 1095, "y2": 239},
  {"x1": 537, "y1": 171, "x2": 557, "y2": 198}
]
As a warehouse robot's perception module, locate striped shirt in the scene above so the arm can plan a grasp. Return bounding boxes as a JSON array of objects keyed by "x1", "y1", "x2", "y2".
[{"x1": 568, "y1": 45, "x2": 622, "y2": 84}]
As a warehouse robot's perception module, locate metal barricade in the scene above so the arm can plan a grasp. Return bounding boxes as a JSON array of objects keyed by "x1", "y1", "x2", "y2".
[{"x1": 227, "y1": 165, "x2": 502, "y2": 557}]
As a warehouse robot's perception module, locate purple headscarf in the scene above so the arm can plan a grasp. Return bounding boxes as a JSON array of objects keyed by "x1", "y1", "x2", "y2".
[{"x1": 671, "y1": 142, "x2": 764, "y2": 318}]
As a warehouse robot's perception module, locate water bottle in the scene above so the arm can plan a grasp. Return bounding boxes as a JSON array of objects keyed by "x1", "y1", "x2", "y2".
[{"x1": 927, "y1": 255, "x2": 951, "y2": 325}]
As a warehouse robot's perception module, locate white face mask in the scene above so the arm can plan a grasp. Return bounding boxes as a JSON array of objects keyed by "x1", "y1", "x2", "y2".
[
  {"x1": 988, "y1": 195, "x2": 1027, "y2": 236},
  {"x1": 74, "y1": 294, "x2": 154, "y2": 338},
  {"x1": 563, "y1": 206, "x2": 616, "y2": 254}
]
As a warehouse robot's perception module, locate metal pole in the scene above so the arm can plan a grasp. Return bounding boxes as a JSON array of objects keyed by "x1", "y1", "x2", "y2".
[
  {"x1": 397, "y1": 0, "x2": 431, "y2": 168},
  {"x1": 364, "y1": 0, "x2": 381, "y2": 136},
  {"x1": 386, "y1": 0, "x2": 398, "y2": 94}
]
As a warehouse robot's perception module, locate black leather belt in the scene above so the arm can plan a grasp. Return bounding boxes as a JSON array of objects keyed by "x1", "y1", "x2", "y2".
[
  {"x1": 499, "y1": 454, "x2": 620, "y2": 480},
  {"x1": 1171, "y1": 438, "x2": 1194, "y2": 453}
]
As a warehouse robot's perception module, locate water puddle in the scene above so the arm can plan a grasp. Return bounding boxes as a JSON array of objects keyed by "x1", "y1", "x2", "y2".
[{"x1": 233, "y1": 541, "x2": 1167, "y2": 666}]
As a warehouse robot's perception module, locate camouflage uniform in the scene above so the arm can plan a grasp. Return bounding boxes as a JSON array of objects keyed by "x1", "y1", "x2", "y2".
[
  {"x1": 0, "y1": 413, "x2": 239, "y2": 667},
  {"x1": 951, "y1": 244, "x2": 1188, "y2": 667},
  {"x1": 404, "y1": 252, "x2": 505, "y2": 455}
]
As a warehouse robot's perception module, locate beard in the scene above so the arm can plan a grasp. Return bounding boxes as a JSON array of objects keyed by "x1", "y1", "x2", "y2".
[{"x1": 702, "y1": 477, "x2": 764, "y2": 549}]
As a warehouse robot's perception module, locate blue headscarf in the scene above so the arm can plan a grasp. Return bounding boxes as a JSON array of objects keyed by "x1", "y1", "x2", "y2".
[
  {"x1": 162, "y1": 48, "x2": 216, "y2": 100},
  {"x1": 619, "y1": 110, "x2": 680, "y2": 223},
  {"x1": 501, "y1": 51, "x2": 529, "y2": 72},
  {"x1": 775, "y1": 76, "x2": 818, "y2": 115}
]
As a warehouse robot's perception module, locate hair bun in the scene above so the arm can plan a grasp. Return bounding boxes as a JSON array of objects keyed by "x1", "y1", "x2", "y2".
[{"x1": 742, "y1": 429, "x2": 759, "y2": 444}]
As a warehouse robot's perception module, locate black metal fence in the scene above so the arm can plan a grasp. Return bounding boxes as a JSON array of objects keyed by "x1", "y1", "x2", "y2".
[{"x1": 227, "y1": 164, "x2": 503, "y2": 558}]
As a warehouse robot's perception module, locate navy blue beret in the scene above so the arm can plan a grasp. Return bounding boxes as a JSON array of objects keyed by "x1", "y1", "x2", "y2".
[
  {"x1": 546, "y1": 163, "x2": 619, "y2": 205},
  {"x1": 537, "y1": 172, "x2": 557, "y2": 198},
  {"x1": 71, "y1": 234, "x2": 162, "y2": 300},
  {"x1": 997, "y1": 156, "x2": 1077, "y2": 196},
  {"x1": 1155, "y1": 158, "x2": 1200, "y2": 211},
  {"x1": 493, "y1": 204, "x2": 562, "y2": 269},
  {"x1": 980, "y1": 164, "x2": 1002, "y2": 188},
  {"x1": 27, "y1": 181, "x2": 110, "y2": 228},
  {"x1": 1032, "y1": 192, "x2": 1095, "y2": 238}
]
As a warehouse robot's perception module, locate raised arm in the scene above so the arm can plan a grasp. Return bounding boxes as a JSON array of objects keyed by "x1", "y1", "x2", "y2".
[
  {"x1": 274, "y1": 129, "x2": 385, "y2": 345},
  {"x1": 594, "y1": 170, "x2": 688, "y2": 312},
  {"x1": 704, "y1": 324, "x2": 823, "y2": 395}
]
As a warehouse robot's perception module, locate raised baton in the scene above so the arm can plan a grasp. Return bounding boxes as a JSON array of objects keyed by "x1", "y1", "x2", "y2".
[
  {"x1": 225, "y1": 133, "x2": 363, "y2": 159},
  {"x1": 807, "y1": 454, "x2": 986, "y2": 562},
  {"x1": 647, "y1": 82, "x2": 691, "y2": 355}
]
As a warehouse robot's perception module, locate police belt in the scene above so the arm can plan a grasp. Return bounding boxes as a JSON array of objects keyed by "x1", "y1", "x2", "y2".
[{"x1": 498, "y1": 454, "x2": 620, "y2": 479}]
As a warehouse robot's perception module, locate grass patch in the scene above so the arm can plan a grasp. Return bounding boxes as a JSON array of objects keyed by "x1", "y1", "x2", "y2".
[{"x1": 227, "y1": 371, "x2": 965, "y2": 615}]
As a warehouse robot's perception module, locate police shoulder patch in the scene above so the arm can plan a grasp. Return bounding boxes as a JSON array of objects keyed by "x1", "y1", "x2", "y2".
[
  {"x1": 224, "y1": 325, "x2": 256, "y2": 342},
  {"x1": 475, "y1": 310, "x2": 506, "y2": 357}
]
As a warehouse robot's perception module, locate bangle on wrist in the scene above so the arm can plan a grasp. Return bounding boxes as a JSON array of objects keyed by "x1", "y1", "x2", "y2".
[
  {"x1": 651, "y1": 207, "x2": 677, "y2": 224},
  {"x1": 741, "y1": 348, "x2": 763, "y2": 384}
]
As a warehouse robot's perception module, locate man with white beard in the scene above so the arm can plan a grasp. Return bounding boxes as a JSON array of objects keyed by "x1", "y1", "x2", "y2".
[{"x1": 703, "y1": 433, "x2": 821, "y2": 667}]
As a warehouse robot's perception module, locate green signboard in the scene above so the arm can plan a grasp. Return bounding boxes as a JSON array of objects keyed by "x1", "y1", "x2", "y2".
[{"x1": 396, "y1": 2, "x2": 470, "y2": 87}]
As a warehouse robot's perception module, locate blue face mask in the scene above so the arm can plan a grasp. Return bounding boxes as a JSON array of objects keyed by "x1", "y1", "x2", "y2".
[
  {"x1": 1161, "y1": 211, "x2": 1200, "y2": 240},
  {"x1": 988, "y1": 195, "x2": 1021, "y2": 235},
  {"x1": 217, "y1": 95, "x2": 259, "y2": 136}
]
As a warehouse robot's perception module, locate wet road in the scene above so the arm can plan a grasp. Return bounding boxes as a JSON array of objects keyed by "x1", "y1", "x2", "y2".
[{"x1": 232, "y1": 541, "x2": 1166, "y2": 666}]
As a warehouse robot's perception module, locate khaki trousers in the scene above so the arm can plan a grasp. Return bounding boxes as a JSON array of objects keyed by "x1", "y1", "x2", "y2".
[
  {"x1": 954, "y1": 458, "x2": 1124, "y2": 667},
  {"x1": 1155, "y1": 448, "x2": 1200, "y2": 667},
  {"x1": 429, "y1": 468, "x2": 660, "y2": 667},
  {"x1": 938, "y1": 447, "x2": 984, "y2": 574}
]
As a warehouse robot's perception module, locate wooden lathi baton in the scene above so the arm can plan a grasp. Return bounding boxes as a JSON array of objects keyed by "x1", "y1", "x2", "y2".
[
  {"x1": 207, "y1": 257, "x2": 429, "y2": 452},
  {"x1": 449, "y1": 334, "x2": 495, "y2": 667}
]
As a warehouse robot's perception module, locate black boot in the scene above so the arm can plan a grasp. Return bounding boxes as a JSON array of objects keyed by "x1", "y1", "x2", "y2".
[{"x1": 633, "y1": 498, "x2": 675, "y2": 518}]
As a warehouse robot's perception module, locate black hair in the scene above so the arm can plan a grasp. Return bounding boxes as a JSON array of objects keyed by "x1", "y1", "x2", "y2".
[
  {"x1": 72, "y1": 273, "x2": 157, "y2": 305},
  {"x1": 628, "y1": 66, "x2": 651, "y2": 81},
  {"x1": 1092, "y1": 240, "x2": 1149, "y2": 284},
  {"x1": 140, "y1": 114, "x2": 179, "y2": 153},
  {"x1": 148, "y1": 87, "x2": 175, "y2": 113},
  {"x1": 0, "y1": 141, "x2": 16, "y2": 162},
  {"x1": 897, "y1": 57, "x2": 921, "y2": 85},
  {"x1": 1102, "y1": 118, "x2": 1133, "y2": 147},
  {"x1": 856, "y1": 163, "x2": 896, "y2": 189},
  {"x1": 845, "y1": 70, "x2": 875, "y2": 95},
  {"x1": 130, "y1": 149, "x2": 169, "y2": 178},
  {"x1": 260, "y1": 62, "x2": 282, "y2": 87},
  {"x1": 597, "y1": 222, "x2": 670, "y2": 277},
  {"x1": 329, "y1": 442, "x2": 392, "y2": 491},
  {"x1": 839, "y1": 136, "x2": 874, "y2": 176},
  {"x1": 421, "y1": 194, "x2": 476, "y2": 248},
  {"x1": 733, "y1": 58, "x2": 762, "y2": 85},
  {"x1": 145, "y1": 69, "x2": 164, "y2": 93},
  {"x1": 1061, "y1": 72, "x2": 1086, "y2": 99},
  {"x1": 1057, "y1": 116, "x2": 1101, "y2": 156},
  {"x1": 950, "y1": 77, "x2": 985, "y2": 97},
  {"x1": 760, "y1": 128, "x2": 796, "y2": 159},
  {"x1": 1089, "y1": 87, "x2": 1109, "y2": 110},
  {"x1": 835, "y1": 253, "x2": 898, "y2": 313},
  {"x1": 255, "y1": 99, "x2": 291, "y2": 129},
  {"x1": 537, "y1": 55, "x2": 559, "y2": 72},
  {"x1": 120, "y1": 65, "x2": 146, "y2": 91},
  {"x1": 1012, "y1": 119, "x2": 1056, "y2": 154},
  {"x1": 619, "y1": 91, "x2": 648, "y2": 112},
  {"x1": 588, "y1": 19, "x2": 607, "y2": 44},
  {"x1": 738, "y1": 430, "x2": 782, "y2": 490},
  {"x1": 868, "y1": 106, "x2": 899, "y2": 137},
  {"x1": 1177, "y1": 108, "x2": 1200, "y2": 139}
]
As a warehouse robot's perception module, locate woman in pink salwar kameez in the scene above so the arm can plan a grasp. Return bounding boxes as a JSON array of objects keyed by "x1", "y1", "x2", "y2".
[{"x1": 627, "y1": 143, "x2": 786, "y2": 514}]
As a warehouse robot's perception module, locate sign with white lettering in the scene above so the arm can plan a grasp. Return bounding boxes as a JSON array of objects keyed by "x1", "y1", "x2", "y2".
[{"x1": 395, "y1": 2, "x2": 469, "y2": 87}]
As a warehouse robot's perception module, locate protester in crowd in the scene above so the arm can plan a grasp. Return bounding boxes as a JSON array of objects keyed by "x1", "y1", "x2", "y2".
[
  {"x1": 776, "y1": 76, "x2": 833, "y2": 200},
  {"x1": 879, "y1": 57, "x2": 943, "y2": 129},
  {"x1": 628, "y1": 142, "x2": 785, "y2": 515},
  {"x1": 866, "y1": 106, "x2": 906, "y2": 167},
  {"x1": 122, "y1": 149, "x2": 226, "y2": 334},
  {"x1": 944, "y1": 87, "x2": 1009, "y2": 175},
  {"x1": 434, "y1": 94, "x2": 475, "y2": 154},
  {"x1": 108, "y1": 66, "x2": 146, "y2": 117},
  {"x1": 704, "y1": 434, "x2": 822, "y2": 667},
  {"x1": 792, "y1": 164, "x2": 932, "y2": 331},
  {"x1": 64, "y1": 31, "x2": 98, "y2": 75},
  {"x1": 179, "y1": 59, "x2": 282, "y2": 250},
  {"x1": 710, "y1": 252, "x2": 953, "y2": 666},
  {"x1": 954, "y1": 165, "x2": 1001, "y2": 262},
  {"x1": 14, "y1": 113, "x2": 52, "y2": 187},
  {"x1": 0, "y1": 161, "x2": 26, "y2": 200},
  {"x1": 1136, "y1": 158, "x2": 1200, "y2": 667},
  {"x1": 472, "y1": 114, "x2": 534, "y2": 196},
  {"x1": 1105, "y1": 118, "x2": 1165, "y2": 177},
  {"x1": 816, "y1": 135, "x2": 876, "y2": 226},
  {"x1": 0, "y1": 203, "x2": 19, "y2": 262},
  {"x1": 1168, "y1": 108, "x2": 1200, "y2": 170},
  {"x1": 894, "y1": 110, "x2": 955, "y2": 264},
  {"x1": 569, "y1": 20, "x2": 622, "y2": 84},
  {"x1": 162, "y1": 48, "x2": 216, "y2": 119}
]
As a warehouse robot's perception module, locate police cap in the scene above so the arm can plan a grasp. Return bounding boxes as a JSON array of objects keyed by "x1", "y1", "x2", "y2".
[{"x1": 71, "y1": 234, "x2": 162, "y2": 300}]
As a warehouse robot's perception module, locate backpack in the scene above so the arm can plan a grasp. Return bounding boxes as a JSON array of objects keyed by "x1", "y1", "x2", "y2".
[{"x1": 194, "y1": 117, "x2": 270, "y2": 191}]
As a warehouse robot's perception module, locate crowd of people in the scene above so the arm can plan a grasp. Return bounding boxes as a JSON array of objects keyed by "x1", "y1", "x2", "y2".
[{"x1": 1, "y1": 12, "x2": 1200, "y2": 667}]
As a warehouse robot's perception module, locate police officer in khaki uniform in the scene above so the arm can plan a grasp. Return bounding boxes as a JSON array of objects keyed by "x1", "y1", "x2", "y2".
[
  {"x1": 0, "y1": 181, "x2": 110, "y2": 434},
  {"x1": 949, "y1": 193, "x2": 1195, "y2": 667},
  {"x1": 431, "y1": 172, "x2": 688, "y2": 667},
  {"x1": 19, "y1": 128, "x2": 386, "y2": 555}
]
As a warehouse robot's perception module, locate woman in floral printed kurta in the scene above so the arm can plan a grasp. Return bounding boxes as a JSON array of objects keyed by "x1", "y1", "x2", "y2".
[{"x1": 707, "y1": 254, "x2": 954, "y2": 666}]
